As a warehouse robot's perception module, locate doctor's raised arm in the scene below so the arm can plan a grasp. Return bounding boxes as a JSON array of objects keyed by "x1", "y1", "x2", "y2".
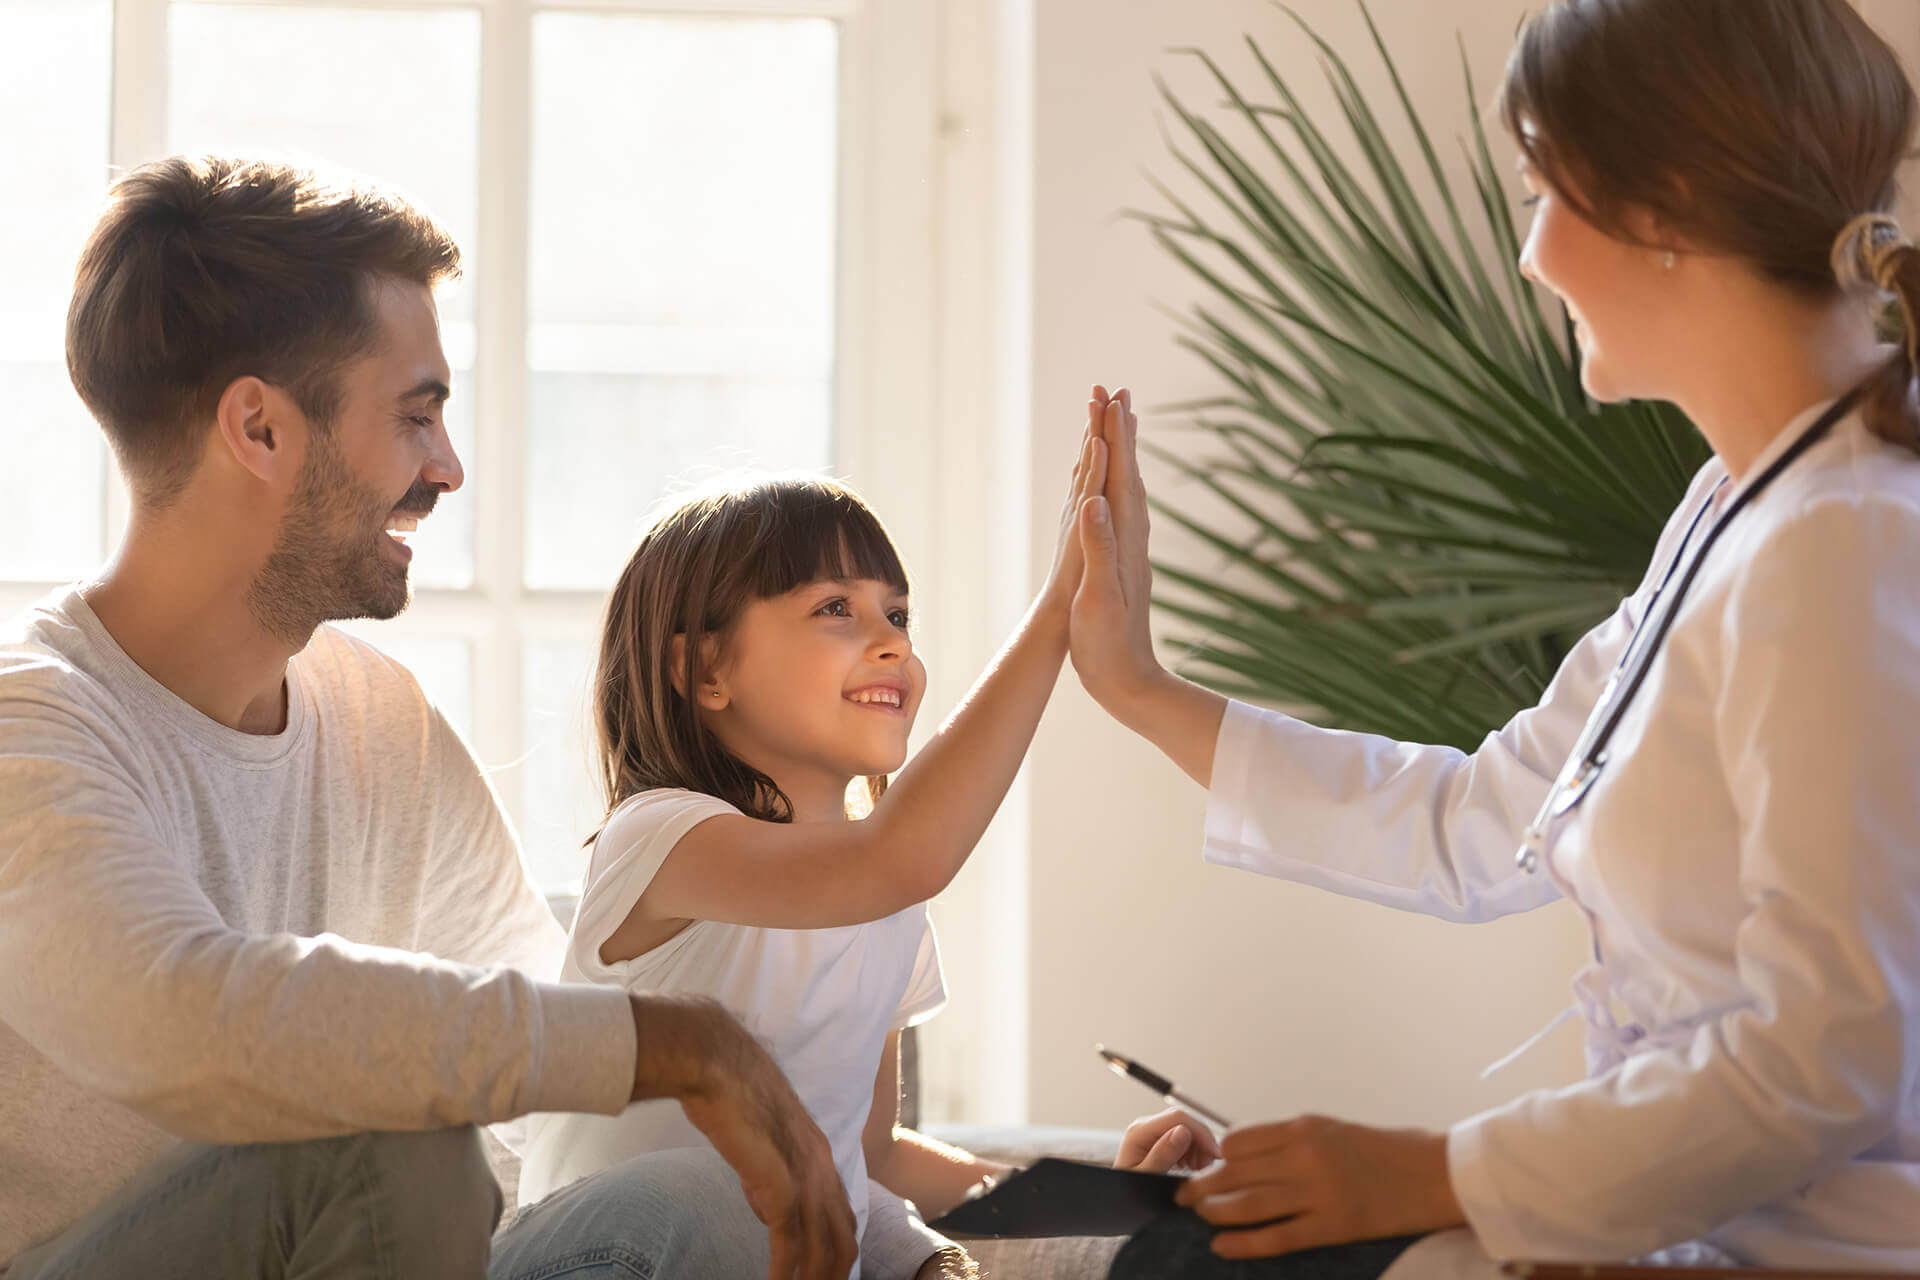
[{"x1": 1068, "y1": 381, "x2": 1700, "y2": 925}]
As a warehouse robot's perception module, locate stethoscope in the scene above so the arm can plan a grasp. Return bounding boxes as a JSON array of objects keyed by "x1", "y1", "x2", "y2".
[{"x1": 1515, "y1": 386, "x2": 1865, "y2": 875}]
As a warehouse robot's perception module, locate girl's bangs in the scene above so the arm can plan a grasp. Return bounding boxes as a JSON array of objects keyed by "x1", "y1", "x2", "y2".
[{"x1": 739, "y1": 481, "x2": 909, "y2": 600}]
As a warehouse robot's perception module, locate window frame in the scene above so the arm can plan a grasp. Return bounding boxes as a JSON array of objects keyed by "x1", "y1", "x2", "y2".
[{"x1": 0, "y1": 0, "x2": 946, "y2": 897}]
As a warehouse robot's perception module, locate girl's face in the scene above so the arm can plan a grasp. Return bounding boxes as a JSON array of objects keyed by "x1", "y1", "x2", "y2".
[
  {"x1": 703, "y1": 575, "x2": 926, "y2": 812},
  {"x1": 1517, "y1": 158, "x2": 1683, "y2": 404}
]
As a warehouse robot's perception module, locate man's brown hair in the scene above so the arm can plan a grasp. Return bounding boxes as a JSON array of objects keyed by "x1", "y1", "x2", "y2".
[{"x1": 65, "y1": 155, "x2": 462, "y2": 505}]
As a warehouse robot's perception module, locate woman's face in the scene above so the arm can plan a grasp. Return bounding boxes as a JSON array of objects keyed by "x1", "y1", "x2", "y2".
[{"x1": 1517, "y1": 158, "x2": 1681, "y2": 404}]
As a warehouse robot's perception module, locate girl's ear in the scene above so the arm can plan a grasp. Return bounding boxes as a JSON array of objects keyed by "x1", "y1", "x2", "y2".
[{"x1": 669, "y1": 633, "x2": 730, "y2": 709}]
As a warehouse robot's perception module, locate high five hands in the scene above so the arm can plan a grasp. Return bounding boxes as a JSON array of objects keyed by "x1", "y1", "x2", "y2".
[
  {"x1": 1066, "y1": 385, "x2": 1162, "y2": 715},
  {"x1": 1069, "y1": 384, "x2": 1466, "y2": 1259}
]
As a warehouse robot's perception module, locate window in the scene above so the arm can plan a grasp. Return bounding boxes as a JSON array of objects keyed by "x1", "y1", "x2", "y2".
[{"x1": 0, "y1": 0, "x2": 941, "y2": 897}]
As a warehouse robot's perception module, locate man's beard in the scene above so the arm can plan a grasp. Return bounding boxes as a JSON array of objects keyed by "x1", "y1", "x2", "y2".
[{"x1": 246, "y1": 431, "x2": 437, "y2": 645}]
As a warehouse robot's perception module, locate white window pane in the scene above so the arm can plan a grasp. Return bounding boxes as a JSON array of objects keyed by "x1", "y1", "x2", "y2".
[
  {"x1": 0, "y1": 0, "x2": 111, "y2": 581},
  {"x1": 0, "y1": 364, "x2": 108, "y2": 581},
  {"x1": 522, "y1": 641, "x2": 600, "y2": 893},
  {"x1": 169, "y1": 3, "x2": 480, "y2": 588},
  {"x1": 524, "y1": 13, "x2": 838, "y2": 590},
  {"x1": 526, "y1": 373, "x2": 833, "y2": 590},
  {"x1": 330, "y1": 627, "x2": 473, "y2": 742}
]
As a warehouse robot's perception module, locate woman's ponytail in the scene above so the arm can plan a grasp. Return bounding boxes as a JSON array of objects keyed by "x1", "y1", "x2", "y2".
[{"x1": 1833, "y1": 213, "x2": 1920, "y2": 453}]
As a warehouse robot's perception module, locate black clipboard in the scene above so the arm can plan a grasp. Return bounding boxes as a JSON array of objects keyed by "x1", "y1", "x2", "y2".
[{"x1": 926, "y1": 1157, "x2": 1182, "y2": 1239}]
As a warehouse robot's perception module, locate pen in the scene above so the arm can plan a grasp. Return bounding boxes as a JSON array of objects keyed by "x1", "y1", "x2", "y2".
[{"x1": 1095, "y1": 1044, "x2": 1234, "y2": 1131}]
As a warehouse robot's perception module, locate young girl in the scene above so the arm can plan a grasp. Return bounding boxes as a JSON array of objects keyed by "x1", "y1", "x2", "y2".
[{"x1": 518, "y1": 401, "x2": 1122, "y2": 1278}]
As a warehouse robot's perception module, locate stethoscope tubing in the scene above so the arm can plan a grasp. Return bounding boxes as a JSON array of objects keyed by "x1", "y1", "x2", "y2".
[{"x1": 1515, "y1": 384, "x2": 1867, "y2": 874}]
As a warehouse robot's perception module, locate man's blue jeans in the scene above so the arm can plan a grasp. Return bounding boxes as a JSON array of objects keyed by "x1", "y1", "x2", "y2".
[{"x1": 6, "y1": 1128, "x2": 771, "y2": 1279}]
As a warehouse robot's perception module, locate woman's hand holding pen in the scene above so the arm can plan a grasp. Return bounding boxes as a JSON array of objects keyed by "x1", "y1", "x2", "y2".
[{"x1": 1174, "y1": 1115, "x2": 1464, "y2": 1259}]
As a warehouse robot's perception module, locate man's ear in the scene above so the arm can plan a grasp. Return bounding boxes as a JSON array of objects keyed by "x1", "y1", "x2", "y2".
[
  {"x1": 669, "y1": 633, "x2": 729, "y2": 709},
  {"x1": 212, "y1": 375, "x2": 301, "y2": 486}
]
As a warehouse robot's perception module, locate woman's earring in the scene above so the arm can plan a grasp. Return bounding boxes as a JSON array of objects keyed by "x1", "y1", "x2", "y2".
[{"x1": 1662, "y1": 250, "x2": 1677, "y2": 271}]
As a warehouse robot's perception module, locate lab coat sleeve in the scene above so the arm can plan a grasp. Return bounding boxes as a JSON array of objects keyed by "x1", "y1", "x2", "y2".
[
  {"x1": 1201, "y1": 601, "x2": 1635, "y2": 922},
  {"x1": 1201, "y1": 460, "x2": 1724, "y2": 923},
  {"x1": 1447, "y1": 495, "x2": 1920, "y2": 1260}
]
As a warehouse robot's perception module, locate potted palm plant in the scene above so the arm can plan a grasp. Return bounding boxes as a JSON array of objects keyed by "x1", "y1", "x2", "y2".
[{"x1": 1143, "y1": 4, "x2": 1708, "y2": 749}]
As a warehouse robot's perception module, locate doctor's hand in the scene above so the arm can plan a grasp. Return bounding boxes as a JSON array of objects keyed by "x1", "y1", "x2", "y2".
[
  {"x1": 1114, "y1": 1105, "x2": 1223, "y2": 1174},
  {"x1": 1175, "y1": 1115, "x2": 1465, "y2": 1259},
  {"x1": 1070, "y1": 385, "x2": 1165, "y2": 713}
]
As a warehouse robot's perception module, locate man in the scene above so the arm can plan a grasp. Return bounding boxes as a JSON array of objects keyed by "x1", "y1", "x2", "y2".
[{"x1": 0, "y1": 156, "x2": 857, "y2": 1279}]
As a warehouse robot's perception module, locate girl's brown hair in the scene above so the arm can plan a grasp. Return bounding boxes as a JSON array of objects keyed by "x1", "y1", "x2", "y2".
[
  {"x1": 1498, "y1": 0, "x2": 1920, "y2": 449},
  {"x1": 590, "y1": 477, "x2": 910, "y2": 834}
]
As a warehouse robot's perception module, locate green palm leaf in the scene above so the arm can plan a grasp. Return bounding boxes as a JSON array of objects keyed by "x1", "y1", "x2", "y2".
[{"x1": 1145, "y1": 2, "x2": 1708, "y2": 750}]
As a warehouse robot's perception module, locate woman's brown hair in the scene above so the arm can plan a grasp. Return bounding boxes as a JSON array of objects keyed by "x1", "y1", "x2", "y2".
[
  {"x1": 589, "y1": 477, "x2": 910, "y2": 835},
  {"x1": 1498, "y1": 0, "x2": 1920, "y2": 449}
]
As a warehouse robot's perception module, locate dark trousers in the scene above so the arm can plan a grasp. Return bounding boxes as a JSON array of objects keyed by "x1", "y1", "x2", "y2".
[{"x1": 1109, "y1": 1210, "x2": 1423, "y2": 1280}]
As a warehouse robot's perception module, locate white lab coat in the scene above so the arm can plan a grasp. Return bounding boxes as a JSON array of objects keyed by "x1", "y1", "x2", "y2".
[{"x1": 1202, "y1": 400, "x2": 1920, "y2": 1269}]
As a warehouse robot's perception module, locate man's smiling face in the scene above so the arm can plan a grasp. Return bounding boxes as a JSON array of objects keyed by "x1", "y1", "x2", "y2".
[{"x1": 247, "y1": 276, "x2": 463, "y2": 641}]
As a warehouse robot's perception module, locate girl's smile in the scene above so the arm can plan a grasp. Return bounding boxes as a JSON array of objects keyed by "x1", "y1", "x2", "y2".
[{"x1": 845, "y1": 680, "x2": 908, "y2": 711}]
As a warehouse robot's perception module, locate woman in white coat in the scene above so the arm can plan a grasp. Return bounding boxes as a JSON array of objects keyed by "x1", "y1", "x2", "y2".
[{"x1": 1076, "y1": 0, "x2": 1920, "y2": 1275}]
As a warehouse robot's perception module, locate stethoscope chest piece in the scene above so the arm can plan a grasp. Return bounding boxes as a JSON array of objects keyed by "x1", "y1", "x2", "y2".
[{"x1": 1554, "y1": 754, "x2": 1606, "y2": 817}]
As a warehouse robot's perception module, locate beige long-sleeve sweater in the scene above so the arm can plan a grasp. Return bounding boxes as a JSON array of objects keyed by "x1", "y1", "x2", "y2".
[{"x1": 0, "y1": 589, "x2": 636, "y2": 1265}]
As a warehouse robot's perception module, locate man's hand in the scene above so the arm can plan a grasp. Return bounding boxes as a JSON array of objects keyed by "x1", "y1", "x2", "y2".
[
  {"x1": 912, "y1": 1245, "x2": 979, "y2": 1279},
  {"x1": 1114, "y1": 1105, "x2": 1222, "y2": 1174},
  {"x1": 631, "y1": 994, "x2": 858, "y2": 1280},
  {"x1": 1174, "y1": 1115, "x2": 1464, "y2": 1259}
]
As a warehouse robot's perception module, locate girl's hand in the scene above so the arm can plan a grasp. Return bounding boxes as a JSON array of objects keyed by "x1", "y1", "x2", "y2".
[
  {"x1": 1036, "y1": 390, "x2": 1112, "y2": 621},
  {"x1": 1115, "y1": 1106, "x2": 1222, "y2": 1174},
  {"x1": 1174, "y1": 1116, "x2": 1464, "y2": 1259},
  {"x1": 1071, "y1": 385, "x2": 1167, "y2": 715}
]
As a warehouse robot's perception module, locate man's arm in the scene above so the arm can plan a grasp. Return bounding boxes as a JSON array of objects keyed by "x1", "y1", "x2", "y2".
[{"x1": 0, "y1": 711, "x2": 635, "y2": 1141}]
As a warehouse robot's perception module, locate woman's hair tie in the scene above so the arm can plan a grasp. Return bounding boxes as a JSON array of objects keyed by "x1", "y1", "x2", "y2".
[{"x1": 1832, "y1": 212, "x2": 1910, "y2": 293}]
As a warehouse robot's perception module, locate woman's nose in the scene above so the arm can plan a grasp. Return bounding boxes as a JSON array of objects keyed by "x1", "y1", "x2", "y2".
[
  {"x1": 1517, "y1": 220, "x2": 1544, "y2": 287},
  {"x1": 1518, "y1": 242, "x2": 1541, "y2": 286}
]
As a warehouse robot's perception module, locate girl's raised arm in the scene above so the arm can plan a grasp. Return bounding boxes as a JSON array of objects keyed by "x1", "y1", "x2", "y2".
[{"x1": 636, "y1": 395, "x2": 1113, "y2": 930}]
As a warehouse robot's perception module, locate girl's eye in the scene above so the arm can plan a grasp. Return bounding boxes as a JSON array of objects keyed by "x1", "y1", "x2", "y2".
[
  {"x1": 817, "y1": 598, "x2": 851, "y2": 618},
  {"x1": 888, "y1": 609, "x2": 911, "y2": 629}
]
